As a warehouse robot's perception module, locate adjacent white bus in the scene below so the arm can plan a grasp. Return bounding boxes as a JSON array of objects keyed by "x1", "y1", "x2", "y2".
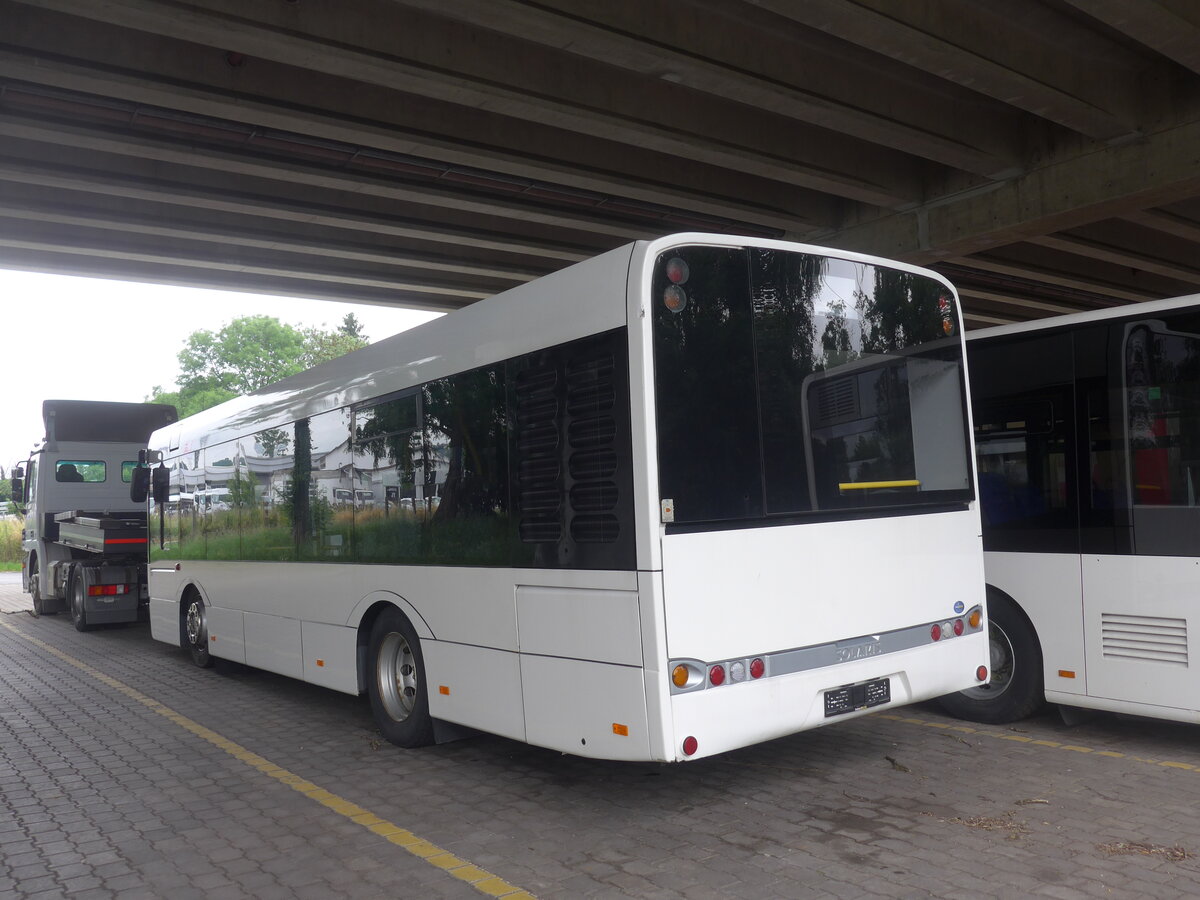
[
  {"x1": 146, "y1": 233, "x2": 989, "y2": 762},
  {"x1": 941, "y1": 293, "x2": 1200, "y2": 725}
]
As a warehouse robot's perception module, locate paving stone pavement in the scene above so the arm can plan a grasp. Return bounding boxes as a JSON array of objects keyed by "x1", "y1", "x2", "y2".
[{"x1": 4, "y1": 576, "x2": 1200, "y2": 898}]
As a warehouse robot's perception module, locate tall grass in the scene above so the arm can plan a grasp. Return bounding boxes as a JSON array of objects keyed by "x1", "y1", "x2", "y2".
[{"x1": 0, "y1": 516, "x2": 22, "y2": 568}]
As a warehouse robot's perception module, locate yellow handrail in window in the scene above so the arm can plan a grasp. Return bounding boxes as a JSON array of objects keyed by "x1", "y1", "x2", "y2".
[{"x1": 838, "y1": 480, "x2": 922, "y2": 491}]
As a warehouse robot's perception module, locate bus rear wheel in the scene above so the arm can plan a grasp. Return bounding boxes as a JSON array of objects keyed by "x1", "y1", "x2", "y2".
[
  {"x1": 183, "y1": 593, "x2": 214, "y2": 668},
  {"x1": 939, "y1": 591, "x2": 1045, "y2": 724},
  {"x1": 367, "y1": 608, "x2": 434, "y2": 749}
]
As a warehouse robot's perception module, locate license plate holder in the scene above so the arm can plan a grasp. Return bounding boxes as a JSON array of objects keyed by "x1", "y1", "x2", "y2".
[{"x1": 824, "y1": 677, "x2": 891, "y2": 717}]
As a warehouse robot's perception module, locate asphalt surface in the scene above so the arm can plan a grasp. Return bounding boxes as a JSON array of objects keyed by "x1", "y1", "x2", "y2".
[{"x1": 4, "y1": 577, "x2": 1200, "y2": 898}]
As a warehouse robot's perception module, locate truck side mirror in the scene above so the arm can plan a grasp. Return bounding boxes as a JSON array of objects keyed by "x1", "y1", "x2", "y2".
[
  {"x1": 10, "y1": 477, "x2": 23, "y2": 504},
  {"x1": 151, "y1": 466, "x2": 171, "y2": 505},
  {"x1": 130, "y1": 467, "x2": 150, "y2": 503}
]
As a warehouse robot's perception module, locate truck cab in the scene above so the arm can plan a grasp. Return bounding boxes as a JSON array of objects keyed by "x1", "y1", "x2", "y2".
[{"x1": 16, "y1": 400, "x2": 177, "y2": 626}]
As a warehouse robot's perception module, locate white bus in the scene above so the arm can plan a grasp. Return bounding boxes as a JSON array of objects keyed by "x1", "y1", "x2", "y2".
[
  {"x1": 145, "y1": 233, "x2": 988, "y2": 762},
  {"x1": 941, "y1": 293, "x2": 1200, "y2": 726}
]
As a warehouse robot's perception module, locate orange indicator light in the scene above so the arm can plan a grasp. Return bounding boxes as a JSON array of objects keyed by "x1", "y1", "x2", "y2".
[
  {"x1": 968, "y1": 609, "x2": 982, "y2": 629},
  {"x1": 439, "y1": 685, "x2": 451, "y2": 695},
  {"x1": 612, "y1": 723, "x2": 629, "y2": 736},
  {"x1": 1058, "y1": 670, "x2": 1076, "y2": 679},
  {"x1": 316, "y1": 659, "x2": 325, "y2": 667}
]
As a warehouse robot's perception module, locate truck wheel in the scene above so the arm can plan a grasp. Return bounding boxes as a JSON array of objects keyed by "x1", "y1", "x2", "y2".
[
  {"x1": 183, "y1": 593, "x2": 214, "y2": 668},
  {"x1": 29, "y1": 560, "x2": 53, "y2": 617},
  {"x1": 939, "y1": 591, "x2": 1045, "y2": 724},
  {"x1": 366, "y1": 608, "x2": 434, "y2": 749},
  {"x1": 70, "y1": 574, "x2": 93, "y2": 632}
]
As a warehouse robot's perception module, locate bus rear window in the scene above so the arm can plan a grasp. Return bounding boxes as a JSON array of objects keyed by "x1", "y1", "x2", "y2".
[
  {"x1": 651, "y1": 246, "x2": 973, "y2": 525},
  {"x1": 56, "y1": 460, "x2": 105, "y2": 483}
]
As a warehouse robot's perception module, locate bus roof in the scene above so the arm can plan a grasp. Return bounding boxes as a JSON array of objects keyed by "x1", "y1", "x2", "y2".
[{"x1": 968, "y1": 292, "x2": 1200, "y2": 343}]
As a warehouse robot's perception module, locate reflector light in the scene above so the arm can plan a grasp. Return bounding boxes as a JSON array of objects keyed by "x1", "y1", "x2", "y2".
[
  {"x1": 708, "y1": 664, "x2": 725, "y2": 687},
  {"x1": 968, "y1": 609, "x2": 982, "y2": 629},
  {"x1": 953, "y1": 618, "x2": 965, "y2": 636},
  {"x1": 672, "y1": 665, "x2": 689, "y2": 688},
  {"x1": 665, "y1": 257, "x2": 690, "y2": 284},
  {"x1": 729, "y1": 660, "x2": 746, "y2": 682},
  {"x1": 663, "y1": 285, "x2": 687, "y2": 313},
  {"x1": 682, "y1": 736, "x2": 698, "y2": 757},
  {"x1": 930, "y1": 624, "x2": 942, "y2": 641},
  {"x1": 88, "y1": 584, "x2": 129, "y2": 596},
  {"x1": 749, "y1": 658, "x2": 765, "y2": 679},
  {"x1": 976, "y1": 666, "x2": 988, "y2": 682}
]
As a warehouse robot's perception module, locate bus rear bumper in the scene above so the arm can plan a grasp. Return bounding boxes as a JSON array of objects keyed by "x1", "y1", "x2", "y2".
[{"x1": 667, "y1": 632, "x2": 988, "y2": 761}]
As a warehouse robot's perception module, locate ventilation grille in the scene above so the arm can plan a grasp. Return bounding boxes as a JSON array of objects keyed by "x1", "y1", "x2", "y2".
[
  {"x1": 1101, "y1": 613, "x2": 1188, "y2": 667},
  {"x1": 567, "y1": 353, "x2": 619, "y2": 543},
  {"x1": 515, "y1": 365, "x2": 562, "y2": 543},
  {"x1": 811, "y1": 377, "x2": 859, "y2": 427}
]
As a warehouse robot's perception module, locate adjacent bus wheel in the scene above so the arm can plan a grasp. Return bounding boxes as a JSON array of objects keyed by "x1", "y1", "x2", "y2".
[
  {"x1": 183, "y1": 593, "x2": 214, "y2": 668},
  {"x1": 367, "y1": 608, "x2": 434, "y2": 749},
  {"x1": 70, "y1": 574, "x2": 93, "y2": 632},
  {"x1": 939, "y1": 591, "x2": 1045, "y2": 724}
]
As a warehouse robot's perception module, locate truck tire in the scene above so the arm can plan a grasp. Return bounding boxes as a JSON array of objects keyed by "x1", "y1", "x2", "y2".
[
  {"x1": 938, "y1": 590, "x2": 1045, "y2": 724},
  {"x1": 70, "y1": 572, "x2": 93, "y2": 632},
  {"x1": 29, "y1": 559, "x2": 54, "y2": 617},
  {"x1": 366, "y1": 608, "x2": 434, "y2": 749}
]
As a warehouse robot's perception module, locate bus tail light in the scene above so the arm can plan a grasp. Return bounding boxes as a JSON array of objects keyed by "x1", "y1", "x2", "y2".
[
  {"x1": 682, "y1": 736, "x2": 698, "y2": 757},
  {"x1": 708, "y1": 664, "x2": 726, "y2": 686},
  {"x1": 930, "y1": 624, "x2": 942, "y2": 641},
  {"x1": 968, "y1": 608, "x2": 983, "y2": 629},
  {"x1": 749, "y1": 658, "x2": 765, "y2": 679},
  {"x1": 953, "y1": 618, "x2": 965, "y2": 636},
  {"x1": 976, "y1": 666, "x2": 988, "y2": 682}
]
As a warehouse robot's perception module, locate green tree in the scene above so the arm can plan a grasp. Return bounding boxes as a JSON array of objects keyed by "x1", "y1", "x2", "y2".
[{"x1": 148, "y1": 314, "x2": 370, "y2": 417}]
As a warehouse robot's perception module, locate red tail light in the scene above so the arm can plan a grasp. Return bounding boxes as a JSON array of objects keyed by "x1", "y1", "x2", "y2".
[{"x1": 708, "y1": 665, "x2": 726, "y2": 687}]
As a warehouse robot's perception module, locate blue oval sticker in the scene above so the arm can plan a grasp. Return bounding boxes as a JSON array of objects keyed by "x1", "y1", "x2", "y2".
[{"x1": 953, "y1": 601, "x2": 965, "y2": 614}]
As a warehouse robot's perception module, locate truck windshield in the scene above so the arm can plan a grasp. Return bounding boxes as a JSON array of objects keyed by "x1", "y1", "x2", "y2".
[{"x1": 651, "y1": 245, "x2": 973, "y2": 525}]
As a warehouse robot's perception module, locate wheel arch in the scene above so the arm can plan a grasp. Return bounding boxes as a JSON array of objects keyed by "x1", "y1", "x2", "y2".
[{"x1": 354, "y1": 595, "x2": 433, "y2": 695}]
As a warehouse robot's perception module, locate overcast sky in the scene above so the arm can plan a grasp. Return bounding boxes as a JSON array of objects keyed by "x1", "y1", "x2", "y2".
[{"x1": 1, "y1": 269, "x2": 442, "y2": 470}]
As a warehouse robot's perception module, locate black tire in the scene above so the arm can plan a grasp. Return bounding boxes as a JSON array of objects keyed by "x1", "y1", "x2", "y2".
[
  {"x1": 182, "y1": 592, "x2": 214, "y2": 668},
  {"x1": 70, "y1": 573, "x2": 93, "y2": 632},
  {"x1": 29, "y1": 559, "x2": 53, "y2": 617},
  {"x1": 366, "y1": 608, "x2": 434, "y2": 749},
  {"x1": 939, "y1": 590, "x2": 1045, "y2": 724}
]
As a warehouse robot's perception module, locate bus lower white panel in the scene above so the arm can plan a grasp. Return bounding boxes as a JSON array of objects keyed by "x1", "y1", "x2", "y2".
[
  {"x1": 984, "y1": 551, "x2": 1085, "y2": 697},
  {"x1": 516, "y1": 586, "x2": 642, "y2": 666},
  {"x1": 423, "y1": 641, "x2": 525, "y2": 743},
  {"x1": 520, "y1": 655, "x2": 651, "y2": 760},
  {"x1": 1082, "y1": 554, "x2": 1199, "y2": 713},
  {"x1": 205, "y1": 605, "x2": 246, "y2": 664},
  {"x1": 149, "y1": 596, "x2": 178, "y2": 645},
  {"x1": 670, "y1": 636, "x2": 986, "y2": 761},
  {"x1": 244, "y1": 612, "x2": 303, "y2": 681},
  {"x1": 301, "y1": 621, "x2": 359, "y2": 694}
]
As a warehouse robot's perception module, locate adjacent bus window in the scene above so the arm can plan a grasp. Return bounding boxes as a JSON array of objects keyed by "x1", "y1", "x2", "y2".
[
  {"x1": 121, "y1": 461, "x2": 138, "y2": 482},
  {"x1": 1124, "y1": 318, "x2": 1200, "y2": 556},
  {"x1": 56, "y1": 460, "x2": 104, "y2": 482},
  {"x1": 356, "y1": 393, "x2": 424, "y2": 563}
]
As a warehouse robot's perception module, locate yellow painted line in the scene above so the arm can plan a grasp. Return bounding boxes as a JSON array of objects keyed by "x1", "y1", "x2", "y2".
[
  {"x1": 1, "y1": 621, "x2": 534, "y2": 898},
  {"x1": 877, "y1": 712, "x2": 1200, "y2": 774}
]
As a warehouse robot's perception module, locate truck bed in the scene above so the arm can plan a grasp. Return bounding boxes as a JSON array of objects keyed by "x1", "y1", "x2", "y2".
[{"x1": 52, "y1": 510, "x2": 149, "y2": 555}]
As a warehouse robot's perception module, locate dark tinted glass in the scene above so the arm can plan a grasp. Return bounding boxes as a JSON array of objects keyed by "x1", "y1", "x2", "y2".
[
  {"x1": 1123, "y1": 316, "x2": 1200, "y2": 556},
  {"x1": 969, "y1": 332, "x2": 1079, "y2": 553},
  {"x1": 653, "y1": 245, "x2": 972, "y2": 526},
  {"x1": 652, "y1": 247, "x2": 763, "y2": 522}
]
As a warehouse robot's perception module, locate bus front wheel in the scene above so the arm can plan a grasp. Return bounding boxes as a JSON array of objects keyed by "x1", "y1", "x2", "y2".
[
  {"x1": 939, "y1": 591, "x2": 1045, "y2": 724},
  {"x1": 367, "y1": 608, "x2": 434, "y2": 749}
]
